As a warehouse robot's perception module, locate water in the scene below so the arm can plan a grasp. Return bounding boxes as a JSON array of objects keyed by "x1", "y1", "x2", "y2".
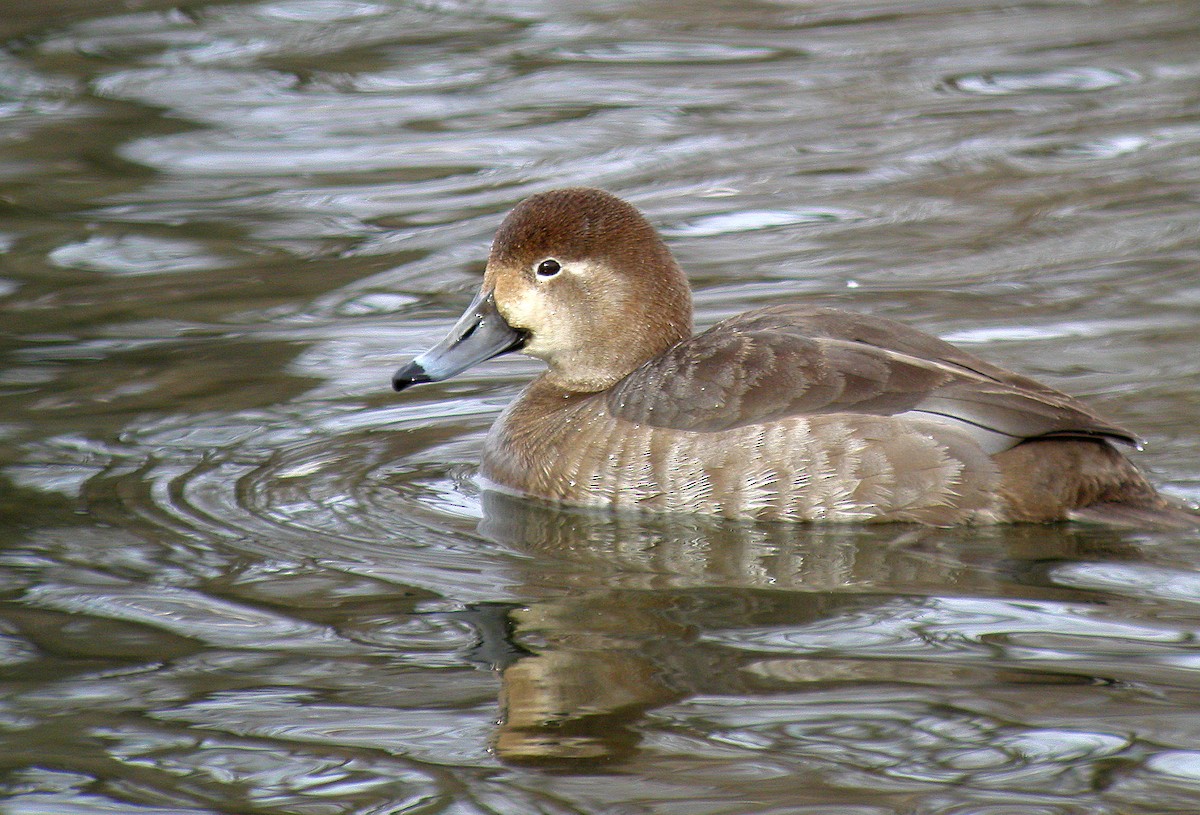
[{"x1": 2, "y1": 0, "x2": 1200, "y2": 811}]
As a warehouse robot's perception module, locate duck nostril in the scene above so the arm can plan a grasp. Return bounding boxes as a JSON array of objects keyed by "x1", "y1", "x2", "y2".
[{"x1": 458, "y1": 319, "x2": 480, "y2": 343}]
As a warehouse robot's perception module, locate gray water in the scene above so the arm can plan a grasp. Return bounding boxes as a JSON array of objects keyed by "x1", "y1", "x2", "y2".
[{"x1": 2, "y1": 0, "x2": 1200, "y2": 812}]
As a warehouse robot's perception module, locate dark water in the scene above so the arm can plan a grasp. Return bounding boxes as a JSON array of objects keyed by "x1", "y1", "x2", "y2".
[{"x1": 2, "y1": 0, "x2": 1200, "y2": 812}]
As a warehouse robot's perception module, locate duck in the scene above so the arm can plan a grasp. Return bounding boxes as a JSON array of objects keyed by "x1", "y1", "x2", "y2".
[{"x1": 393, "y1": 187, "x2": 1194, "y2": 526}]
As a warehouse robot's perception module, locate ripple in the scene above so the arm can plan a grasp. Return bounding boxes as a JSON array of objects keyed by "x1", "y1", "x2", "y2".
[
  {"x1": 929, "y1": 806, "x2": 1100, "y2": 815},
  {"x1": 48, "y1": 235, "x2": 232, "y2": 276},
  {"x1": 1001, "y1": 729, "x2": 1129, "y2": 762},
  {"x1": 1147, "y1": 750, "x2": 1200, "y2": 785},
  {"x1": 0, "y1": 627, "x2": 38, "y2": 667},
  {"x1": 662, "y1": 207, "x2": 862, "y2": 238},
  {"x1": 340, "y1": 613, "x2": 480, "y2": 654},
  {"x1": 1028, "y1": 134, "x2": 1151, "y2": 160},
  {"x1": 945, "y1": 67, "x2": 1140, "y2": 95},
  {"x1": 329, "y1": 291, "x2": 420, "y2": 317},
  {"x1": 157, "y1": 695, "x2": 497, "y2": 765},
  {"x1": 39, "y1": 0, "x2": 502, "y2": 66},
  {"x1": 24, "y1": 584, "x2": 352, "y2": 650},
  {"x1": 672, "y1": 695, "x2": 1128, "y2": 797},
  {"x1": 1049, "y1": 562, "x2": 1200, "y2": 606},
  {"x1": 5, "y1": 434, "x2": 125, "y2": 498},
  {"x1": 45, "y1": 403, "x2": 519, "y2": 602},
  {"x1": 703, "y1": 595, "x2": 1198, "y2": 674},
  {"x1": 93, "y1": 68, "x2": 295, "y2": 110},
  {"x1": 2, "y1": 666, "x2": 456, "y2": 811},
  {"x1": 940, "y1": 319, "x2": 1115, "y2": 345},
  {"x1": 5, "y1": 461, "x2": 105, "y2": 498},
  {"x1": 106, "y1": 724, "x2": 444, "y2": 813},
  {"x1": 118, "y1": 124, "x2": 559, "y2": 176},
  {"x1": 552, "y1": 41, "x2": 789, "y2": 64},
  {"x1": 127, "y1": 745, "x2": 401, "y2": 797},
  {"x1": 253, "y1": 0, "x2": 392, "y2": 23},
  {"x1": 0, "y1": 793, "x2": 206, "y2": 815}
]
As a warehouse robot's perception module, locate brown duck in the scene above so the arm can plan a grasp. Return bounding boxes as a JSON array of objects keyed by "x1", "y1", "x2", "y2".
[{"x1": 394, "y1": 188, "x2": 1194, "y2": 527}]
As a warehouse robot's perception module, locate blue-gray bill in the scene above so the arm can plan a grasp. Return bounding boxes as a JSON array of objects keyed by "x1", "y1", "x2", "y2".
[{"x1": 393, "y1": 289, "x2": 527, "y2": 391}]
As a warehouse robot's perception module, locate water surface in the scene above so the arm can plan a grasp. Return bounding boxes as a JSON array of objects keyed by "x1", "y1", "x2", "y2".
[{"x1": 2, "y1": 0, "x2": 1200, "y2": 812}]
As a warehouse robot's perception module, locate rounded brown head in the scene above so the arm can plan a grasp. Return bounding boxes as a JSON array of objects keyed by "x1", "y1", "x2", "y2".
[{"x1": 394, "y1": 188, "x2": 693, "y2": 393}]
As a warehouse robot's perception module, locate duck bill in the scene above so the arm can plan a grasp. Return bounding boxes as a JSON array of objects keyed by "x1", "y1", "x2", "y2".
[{"x1": 393, "y1": 289, "x2": 527, "y2": 391}]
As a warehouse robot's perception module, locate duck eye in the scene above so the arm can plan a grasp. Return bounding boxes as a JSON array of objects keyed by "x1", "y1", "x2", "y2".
[{"x1": 536, "y1": 258, "x2": 561, "y2": 278}]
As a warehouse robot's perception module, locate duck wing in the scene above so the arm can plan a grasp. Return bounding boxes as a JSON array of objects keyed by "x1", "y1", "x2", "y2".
[{"x1": 605, "y1": 305, "x2": 1138, "y2": 451}]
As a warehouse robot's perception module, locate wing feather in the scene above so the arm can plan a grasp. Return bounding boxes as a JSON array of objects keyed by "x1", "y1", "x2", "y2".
[{"x1": 605, "y1": 305, "x2": 1137, "y2": 450}]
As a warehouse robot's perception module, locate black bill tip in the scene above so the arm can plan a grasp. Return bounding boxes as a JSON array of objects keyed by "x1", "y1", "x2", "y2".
[{"x1": 392, "y1": 361, "x2": 431, "y2": 392}]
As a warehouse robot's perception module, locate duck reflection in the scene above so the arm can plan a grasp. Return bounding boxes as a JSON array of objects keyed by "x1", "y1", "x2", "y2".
[{"x1": 475, "y1": 492, "x2": 1145, "y2": 766}]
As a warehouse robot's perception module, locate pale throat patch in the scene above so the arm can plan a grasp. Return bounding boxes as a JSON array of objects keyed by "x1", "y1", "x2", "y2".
[{"x1": 493, "y1": 259, "x2": 602, "y2": 360}]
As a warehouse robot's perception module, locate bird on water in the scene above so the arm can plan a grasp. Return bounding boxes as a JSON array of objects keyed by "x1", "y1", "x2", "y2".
[{"x1": 394, "y1": 187, "x2": 1196, "y2": 527}]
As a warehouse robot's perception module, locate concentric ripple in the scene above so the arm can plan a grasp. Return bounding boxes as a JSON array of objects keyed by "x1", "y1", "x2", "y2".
[{"x1": 81, "y1": 399, "x2": 529, "y2": 603}]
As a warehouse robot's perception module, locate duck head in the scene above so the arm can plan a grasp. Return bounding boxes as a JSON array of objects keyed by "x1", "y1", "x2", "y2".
[{"x1": 393, "y1": 188, "x2": 693, "y2": 394}]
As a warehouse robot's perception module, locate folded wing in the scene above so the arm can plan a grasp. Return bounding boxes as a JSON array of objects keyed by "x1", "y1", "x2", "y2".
[{"x1": 605, "y1": 305, "x2": 1137, "y2": 452}]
